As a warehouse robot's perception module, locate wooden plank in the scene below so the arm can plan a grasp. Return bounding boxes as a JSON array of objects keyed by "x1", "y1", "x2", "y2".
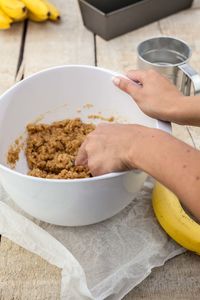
[
  {"x1": 0, "y1": 23, "x2": 23, "y2": 94},
  {"x1": 23, "y1": 0, "x2": 94, "y2": 76}
]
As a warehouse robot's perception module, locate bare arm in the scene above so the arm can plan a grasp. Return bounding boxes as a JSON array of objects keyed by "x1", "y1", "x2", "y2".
[
  {"x1": 113, "y1": 69, "x2": 200, "y2": 126},
  {"x1": 127, "y1": 127, "x2": 200, "y2": 219},
  {"x1": 76, "y1": 124, "x2": 200, "y2": 220}
]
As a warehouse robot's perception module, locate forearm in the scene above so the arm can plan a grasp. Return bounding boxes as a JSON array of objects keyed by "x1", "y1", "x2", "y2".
[
  {"x1": 168, "y1": 95, "x2": 200, "y2": 126},
  {"x1": 128, "y1": 127, "x2": 200, "y2": 219}
]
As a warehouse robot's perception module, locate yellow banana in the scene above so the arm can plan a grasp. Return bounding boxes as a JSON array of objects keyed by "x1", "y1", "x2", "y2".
[
  {"x1": 0, "y1": 0, "x2": 27, "y2": 21},
  {"x1": 28, "y1": 10, "x2": 47, "y2": 22},
  {"x1": 0, "y1": 7, "x2": 12, "y2": 29},
  {"x1": 21, "y1": 0, "x2": 50, "y2": 21},
  {"x1": 16, "y1": 11, "x2": 27, "y2": 21},
  {"x1": 41, "y1": 0, "x2": 60, "y2": 21},
  {"x1": 152, "y1": 182, "x2": 200, "y2": 254}
]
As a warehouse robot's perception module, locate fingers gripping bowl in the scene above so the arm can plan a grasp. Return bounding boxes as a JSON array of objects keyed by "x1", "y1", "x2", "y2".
[{"x1": 0, "y1": 66, "x2": 171, "y2": 226}]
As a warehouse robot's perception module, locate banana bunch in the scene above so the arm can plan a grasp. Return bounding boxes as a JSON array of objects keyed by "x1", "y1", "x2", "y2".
[
  {"x1": 0, "y1": 0, "x2": 60, "y2": 29},
  {"x1": 152, "y1": 182, "x2": 200, "y2": 254}
]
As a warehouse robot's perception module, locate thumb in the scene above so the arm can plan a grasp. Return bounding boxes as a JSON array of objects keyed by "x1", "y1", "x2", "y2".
[
  {"x1": 112, "y1": 76, "x2": 142, "y2": 100},
  {"x1": 75, "y1": 141, "x2": 88, "y2": 166}
]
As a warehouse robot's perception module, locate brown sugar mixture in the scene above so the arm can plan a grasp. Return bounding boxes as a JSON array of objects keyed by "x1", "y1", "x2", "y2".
[
  {"x1": 26, "y1": 118, "x2": 95, "y2": 179},
  {"x1": 88, "y1": 114, "x2": 114, "y2": 122},
  {"x1": 8, "y1": 118, "x2": 95, "y2": 179},
  {"x1": 7, "y1": 136, "x2": 24, "y2": 169},
  {"x1": 7, "y1": 144, "x2": 20, "y2": 167}
]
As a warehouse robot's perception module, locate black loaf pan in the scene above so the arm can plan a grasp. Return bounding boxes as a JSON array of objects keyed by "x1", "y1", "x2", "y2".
[{"x1": 78, "y1": 0, "x2": 193, "y2": 40}]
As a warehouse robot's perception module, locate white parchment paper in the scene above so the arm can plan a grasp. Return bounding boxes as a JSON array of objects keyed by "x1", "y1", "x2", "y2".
[{"x1": 0, "y1": 178, "x2": 185, "y2": 300}]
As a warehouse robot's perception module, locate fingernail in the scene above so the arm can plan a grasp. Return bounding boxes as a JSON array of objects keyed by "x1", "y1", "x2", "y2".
[{"x1": 112, "y1": 77, "x2": 120, "y2": 86}]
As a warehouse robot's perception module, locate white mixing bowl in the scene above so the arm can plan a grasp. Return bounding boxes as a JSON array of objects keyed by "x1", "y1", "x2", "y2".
[{"x1": 0, "y1": 65, "x2": 170, "y2": 226}]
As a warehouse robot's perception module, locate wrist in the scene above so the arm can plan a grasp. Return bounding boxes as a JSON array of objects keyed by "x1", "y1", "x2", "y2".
[
  {"x1": 163, "y1": 94, "x2": 185, "y2": 124},
  {"x1": 126, "y1": 126, "x2": 158, "y2": 170},
  {"x1": 126, "y1": 127, "x2": 173, "y2": 174},
  {"x1": 165, "y1": 94, "x2": 200, "y2": 126},
  {"x1": 173, "y1": 96, "x2": 200, "y2": 126}
]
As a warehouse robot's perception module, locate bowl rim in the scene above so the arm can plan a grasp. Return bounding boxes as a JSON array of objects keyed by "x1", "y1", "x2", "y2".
[{"x1": 0, "y1": 64, "x2": 171, "y2": 183}]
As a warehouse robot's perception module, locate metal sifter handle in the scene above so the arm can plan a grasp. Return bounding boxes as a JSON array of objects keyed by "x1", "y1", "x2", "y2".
[{"x1": 178, "y1": 64, "x2": 200, "y2": 96}]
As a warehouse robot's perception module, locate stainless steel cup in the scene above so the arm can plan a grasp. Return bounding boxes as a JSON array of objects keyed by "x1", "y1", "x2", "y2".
[{"x1": 137, "y1": 36, "x2": 200, "y2": 95}]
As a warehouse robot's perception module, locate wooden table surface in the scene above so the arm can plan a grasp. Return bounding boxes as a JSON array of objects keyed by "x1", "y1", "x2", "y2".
[{"x1": 0, "y1": 0, "x2": 200, "y2": 299}]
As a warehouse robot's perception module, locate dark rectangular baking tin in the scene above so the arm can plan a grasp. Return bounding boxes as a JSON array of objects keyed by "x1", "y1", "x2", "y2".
[{"x1": 78, "y1": 0, "x2": 193, "y2": 40}]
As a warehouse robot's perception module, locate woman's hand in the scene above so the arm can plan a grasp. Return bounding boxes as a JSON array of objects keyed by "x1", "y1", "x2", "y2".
[
  {"x1": 112, "y1": 69, "x2": 183, "y2": 123},
  {"x1": 75, "y1": 123, "x2": 148, "y2": 176}
]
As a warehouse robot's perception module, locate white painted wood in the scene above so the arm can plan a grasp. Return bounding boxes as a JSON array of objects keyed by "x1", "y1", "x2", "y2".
[
  {"x1": 192, "y1": 0, "x2": 200, "y2": 8},
  {"x1": 96, "y1": 23, "x2": 161, "y2": 73},
  {"x1": 0, "y1": 23, "x2": 23, "y2": 95},
  {"x1": 23, "y1": 0, "x2": 94, "y2": 77}
]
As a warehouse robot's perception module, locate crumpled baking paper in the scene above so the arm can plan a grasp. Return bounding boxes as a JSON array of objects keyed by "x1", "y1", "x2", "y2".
[{"x1": 0, "y1": 178, "x2": 185, "y2": 300}]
